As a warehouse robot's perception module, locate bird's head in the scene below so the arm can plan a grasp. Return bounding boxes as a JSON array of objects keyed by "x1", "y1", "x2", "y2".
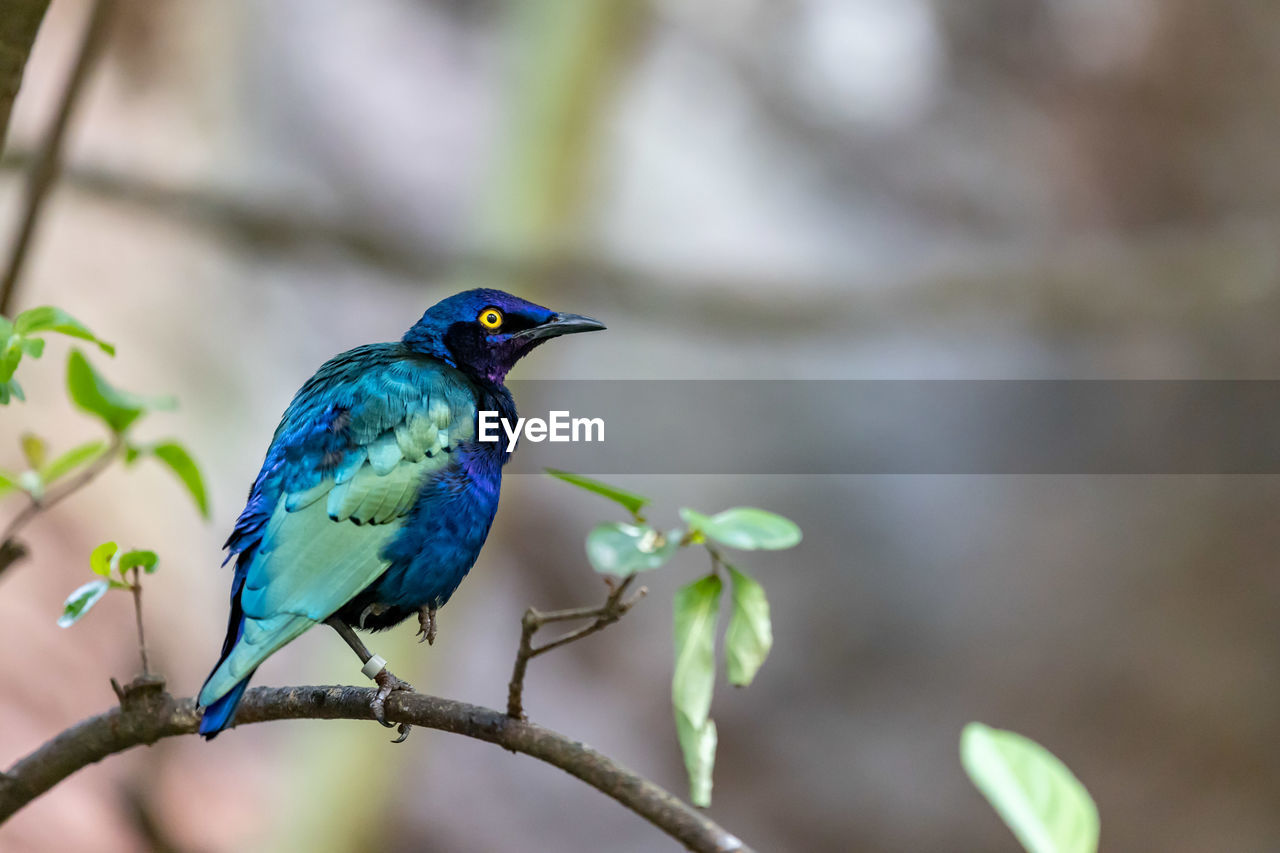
[{"x1": 402, "y1": 288, "x2": 605, "y2": 384}]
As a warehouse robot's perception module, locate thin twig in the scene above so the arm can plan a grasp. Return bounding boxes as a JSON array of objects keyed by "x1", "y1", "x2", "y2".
[
  {"x1": 0, "y1": 0, "x2": 117, "y2": 315},
  {"x1": 507, "y1": 576, "x2": 647, "y2": 719},
  {"x1": 0, "y1": 435, "x2": 122, "y2": 578},
  {"x1": 0, "y1": 680, "x2": 750, "y2": 853},
  {"x1": 129, "y1": 567, "x2": 148, "y2": 676}
]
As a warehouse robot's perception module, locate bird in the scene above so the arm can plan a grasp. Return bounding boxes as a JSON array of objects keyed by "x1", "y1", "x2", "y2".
[{"x1": 197, "y1": 289, "x2": 605, "y2": 738}]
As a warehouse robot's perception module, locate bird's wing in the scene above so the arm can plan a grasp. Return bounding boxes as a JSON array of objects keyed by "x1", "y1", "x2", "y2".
[{"x1": 199, "y1": 350, "x2": 477, "y2": 704}]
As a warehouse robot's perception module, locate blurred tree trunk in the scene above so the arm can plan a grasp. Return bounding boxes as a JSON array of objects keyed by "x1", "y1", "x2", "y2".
[
  {"x1": 476, "y1": 0, "x2": 645, "y2": 286},
  {"x1": 0, "y1": 0, "x2": 50, "y2": 149}
]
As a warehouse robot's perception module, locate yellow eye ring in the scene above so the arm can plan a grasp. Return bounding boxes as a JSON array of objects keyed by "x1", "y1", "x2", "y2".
[{"x1": 478, "y1": 308, "x2": 504, "y2": 330}]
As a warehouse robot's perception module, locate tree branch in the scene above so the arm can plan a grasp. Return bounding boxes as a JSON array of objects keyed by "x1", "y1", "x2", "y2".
[
  {"x1": 0, "y1": 435, "x2": 122, "y2": 579},
  {"x1": 3, "y1": 149, "x2": 1275, "y2": 338},
  {"x1": 0, "y1": 679, "x2": 749, "y2": 853},
  {"x1": 0, "y1": 0, "x2": 117, "y2": 316},
  {"x1": 507, "y1": 576, "x2": 647, "y2": 719}
]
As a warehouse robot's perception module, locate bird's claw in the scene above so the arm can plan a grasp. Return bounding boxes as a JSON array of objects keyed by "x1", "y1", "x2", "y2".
[
  {"x1": 416, "y1": 606, "x2": 438, "y2": 645},
  {"x1": 370, "y1": 667, "x2": 415, "y2": 741}
]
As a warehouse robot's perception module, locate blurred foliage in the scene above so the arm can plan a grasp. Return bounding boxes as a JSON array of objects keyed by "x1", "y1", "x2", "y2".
[
  {"x1": 0, "y1": 307, "x2": 207, "y2": 516},
  {"x1": 0, "y1": 305, "x2": 112, "y2": 404},
  {"x1": 0, "y1": 305, "x2": 206, "y2": 639},
  {"x1": 962, "y1": 722, "x2": 1100, "y2": 853}
]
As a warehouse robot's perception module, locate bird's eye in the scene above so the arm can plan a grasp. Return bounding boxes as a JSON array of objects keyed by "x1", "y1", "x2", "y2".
[{"x1": 478, "y1": 308, "x2": 504, "y2": 330}]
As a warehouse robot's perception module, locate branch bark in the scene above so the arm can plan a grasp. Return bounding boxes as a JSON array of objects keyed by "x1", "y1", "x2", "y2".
[{"x1": 0, "y1": 680, "x2": 749, "y2": 853}]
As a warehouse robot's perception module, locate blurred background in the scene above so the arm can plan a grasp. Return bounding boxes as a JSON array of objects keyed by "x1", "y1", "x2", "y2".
[{"x1": 2, "y1": 0, "x2": 1279, "y2": 850}]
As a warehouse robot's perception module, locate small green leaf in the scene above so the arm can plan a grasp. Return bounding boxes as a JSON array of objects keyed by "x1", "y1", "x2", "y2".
[
  {"x1": 15, "y1": 306, "x2": 115, "y2": 355},
  {"x1": 585, "y1": 522, "x2": 679, "y2": 577},
  {"x1": 58, "y1": 579, "x2": 110, "y2": 627},
  {"x1": 673, "y1": 575, "x2": 723, "y2": 806},
  {"x1": 961, "y1": 723, "x2": 1100, "y2": 853},
  {"x1": 118, "y1": 549, "x2": 158, "y2": 574},
  {"x1": 0, "y1": 343, "x2": 22, "y2": 383},
  {"x1": 680, "y1": 507, "x2": 802, "y2": 551},
  {"x1": 0, "y1": 468, "x2": 16, "y2": 498},
  {"x1": 0, "y1": 316, "x2": 11, "y2": 340},
  {"x1": 19, "y1": 336, "x2": 44, "y2": 358},
  {"x1": 150, "y1": 441, "x2": 209, "y2": 518},
  {"x1": 5, "y1": 378, "x2": 23, "y2": 403},
  {"x1": 40, "y1": 440, "x2": 108, "y2": 484},
  {"x1": 90, "y1": 541, "x2": 118, "y2": 577},
  {"x1": 675, "y1": 712, "x2": 718, "y2": 809},
  {"x1": 546, "y1": 469, "x2": 650, "y2": 516},
  {"x1": 724, "y1": 565, "x2": 772, "y2": 686},
  {"x1": 66, "y1": 349, "x2": 174, "y2": 433},
  {"x1": 20, "y1": 433, "x2": 45, "y2": 469}
]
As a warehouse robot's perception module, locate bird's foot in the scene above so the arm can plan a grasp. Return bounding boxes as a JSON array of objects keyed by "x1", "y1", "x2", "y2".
[
  {"x1": 416, "y1": 605, "x2": 438, "y2": 645},
  {"x1": 370, "y1": 665, "x2": 415, "y2": 743}
]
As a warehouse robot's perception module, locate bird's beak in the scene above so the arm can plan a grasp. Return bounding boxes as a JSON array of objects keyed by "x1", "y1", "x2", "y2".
[{"x1": 516, "y1": 312, "x2": 607, "y2": 341}]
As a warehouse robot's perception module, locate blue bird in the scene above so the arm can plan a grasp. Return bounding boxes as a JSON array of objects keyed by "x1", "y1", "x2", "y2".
[{"x1": 197, "y1": 289, "x2": 604, "y2": 738}]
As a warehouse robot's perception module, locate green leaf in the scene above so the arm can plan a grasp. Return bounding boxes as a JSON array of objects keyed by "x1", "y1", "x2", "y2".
[
  {"x1": 585, "y1": 522, "x2": 679, "y2": 577},
  {"x1": 673, "y1": 575, "x2": 723, "y2": 727},
  {"x1": 673, "y1": 575, "x2": 723, "y2": 807},
  {"x1": 961, "y1": 723, "x2": 1100, "y2": 853},
  {"x1": 724, "y1": 565, "x2": 772, "y2": 686},
  {"x1": 680, "y1": 507, "x2": 802, "y2": 551},
  {"x1": 150, "y1": 441, "x2": 210, "y2": 518},
  {"x1": 0, "y1": 316, "x2": 12, "y2": 340},
  {"x1": 58, "y1": 579, "x2": 110, "y2": 627},
  {"x1": 118, "y1": 549, "x2": 158, "y2": 574},
  {"x1": 675, "y1": 712, "x2": 718, "y2": 809},
  {"x1": 20, "y1": 433, "x2": 45, "y2": 469},
  {"x1": 5, "y1": 378, "x2": 22, "y2": 403},
  {"x1": 15, "y1": 306, "x2": 115, "y2": 355},
  {"x1": 0, "y1": 342, "x2": 22, "y2": 383},
  {"x1": 90, "y1": 541, "x2": 118, "y2": 577},
  {"x1": 19, "y1": 336, "x2": 44, "y2": 358},
  {"x1": 0, "y1": 468, "x2": 16, "y2": 498},
  {"x1": 40, "y1": 440, "x2": 108, "y2": 484},
  {"x1": 66, "y1": 349, "x2": 174, "y2": 433},
  {"x1": 546, "y1": 469, "x2": 650, "y2": 516}
]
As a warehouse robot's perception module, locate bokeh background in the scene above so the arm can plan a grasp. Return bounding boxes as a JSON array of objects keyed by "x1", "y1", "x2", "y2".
[{"x1": 2, "y1": 0, "x2": 1280, "y2": 850}]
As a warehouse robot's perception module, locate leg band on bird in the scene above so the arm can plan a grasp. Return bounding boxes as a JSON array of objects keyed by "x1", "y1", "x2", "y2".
[{"x1": 361, "y1": 654, "x2": 388, "y2": 680}]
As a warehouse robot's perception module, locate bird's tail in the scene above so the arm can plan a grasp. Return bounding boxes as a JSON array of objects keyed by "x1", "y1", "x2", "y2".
[
  {"x1": 198, "y1": 673, "x2": 252, "y2": 739},
  {"x1": 199, "y1": 570, "x2": 250, "y2": 740}
]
